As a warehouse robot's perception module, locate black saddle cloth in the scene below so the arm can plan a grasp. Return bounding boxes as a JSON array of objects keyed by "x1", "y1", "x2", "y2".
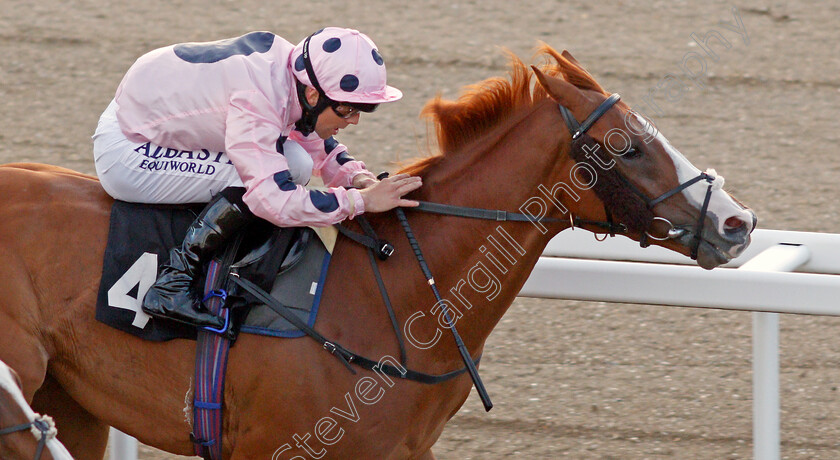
[{"x1": 95, "y1": 200, "x2": 321, "y2": 342}]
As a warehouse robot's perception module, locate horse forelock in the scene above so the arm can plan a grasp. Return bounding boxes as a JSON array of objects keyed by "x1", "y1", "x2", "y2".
[{"x1": 400, "y1": 44, "x2": 610, "y2": 176}]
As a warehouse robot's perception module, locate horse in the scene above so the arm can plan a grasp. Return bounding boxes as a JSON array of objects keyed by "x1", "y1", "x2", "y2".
[
  {"x1": 0, "y1": 44, "x2": 755, "y2": 459},
  {"x1": 0, "y1": 359, "x2": 73, "y2": 459}
]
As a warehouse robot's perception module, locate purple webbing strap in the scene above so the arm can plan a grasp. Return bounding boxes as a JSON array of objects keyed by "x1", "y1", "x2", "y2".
[{"x1": 192, "y1": 260, "x2": 232, "y2": 460}]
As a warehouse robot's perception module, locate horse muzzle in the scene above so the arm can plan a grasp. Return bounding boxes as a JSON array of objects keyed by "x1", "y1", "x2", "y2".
[{"x1": 674, "y1": 208, "x2": 757, "y2": 269}]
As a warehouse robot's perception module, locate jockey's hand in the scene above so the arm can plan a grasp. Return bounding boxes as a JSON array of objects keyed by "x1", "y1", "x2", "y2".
[
  {"x1": 352, "y1": 171, "x2": 378, "y2": 189},
  {"x1": 359, "y1": 174, "x2": 422, "y2": 213}
]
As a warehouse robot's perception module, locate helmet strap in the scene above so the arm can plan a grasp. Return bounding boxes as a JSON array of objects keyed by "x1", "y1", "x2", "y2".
[
  {"x1": 294, "y1": 32, "x2": 333, "y2": 136},
  {"x1": 295, "y1": 79, "x2": 331, "y2": 136}
]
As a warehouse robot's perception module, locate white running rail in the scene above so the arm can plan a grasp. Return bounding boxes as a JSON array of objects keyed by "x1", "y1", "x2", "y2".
[{"x1": 520, "y1": 228, "x2": 840, "y2": 460}]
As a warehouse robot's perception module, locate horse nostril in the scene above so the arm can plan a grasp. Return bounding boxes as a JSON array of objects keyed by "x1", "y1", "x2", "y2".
[{"x1": 724, "y1": 216, "x2": 746, "y2": 234}]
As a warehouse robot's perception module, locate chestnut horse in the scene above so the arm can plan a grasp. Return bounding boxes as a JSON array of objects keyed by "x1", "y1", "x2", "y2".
[
  {"x1": 0, "y1": 46, "x2": 754, "y2": 459},
  {"x1": 0, "y1": 360, "x2": 73, "y2": 459}
]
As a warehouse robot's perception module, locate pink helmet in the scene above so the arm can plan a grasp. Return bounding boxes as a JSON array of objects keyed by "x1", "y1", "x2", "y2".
[{"x1": 291, "y1": 27, "x2": 402, "y2": 104}]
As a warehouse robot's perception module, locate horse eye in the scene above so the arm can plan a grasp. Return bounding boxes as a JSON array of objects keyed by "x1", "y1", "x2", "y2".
[{"x1": 622, "y1": 146, "x2": 642, "y2": 159}]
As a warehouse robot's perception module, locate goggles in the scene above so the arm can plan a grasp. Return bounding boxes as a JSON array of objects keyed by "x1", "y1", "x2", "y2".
[{"x1": 331, "y1": 101, "x2": 379, "y2": 119}]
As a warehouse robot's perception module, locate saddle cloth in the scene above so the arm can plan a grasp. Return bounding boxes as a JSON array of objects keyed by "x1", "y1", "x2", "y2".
[{"x1": 95, "y1": 200, "x2": 330, "y2": 341}]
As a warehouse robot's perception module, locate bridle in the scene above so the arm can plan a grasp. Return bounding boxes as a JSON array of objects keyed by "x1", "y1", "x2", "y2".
[
  {"x1": 0, "y1": 413, "x2": 56, "y2": 460},
  {"x1": 389, "y1": 93, "x2": 716, "y2": 260},
  {"x1": 556, "y1": 93, "x2": 716, "y2": 260}
]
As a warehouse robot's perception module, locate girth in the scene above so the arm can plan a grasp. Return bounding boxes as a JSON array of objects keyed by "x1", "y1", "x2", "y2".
[{"x1": 229, "y1": 274, "x2": 480, "y2": 385}]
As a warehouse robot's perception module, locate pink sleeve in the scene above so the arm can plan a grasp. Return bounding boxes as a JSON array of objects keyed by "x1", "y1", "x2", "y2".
[
  {"x1": 225, "y1": 90, "x2": 365, "y2": 227},
  {"x1": 288, "y1": 130, "x2": 368, "y2": 188}
]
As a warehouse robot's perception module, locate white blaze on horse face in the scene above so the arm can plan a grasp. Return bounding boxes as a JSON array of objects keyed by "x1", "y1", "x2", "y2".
[
  {"x1": 0, "y1": 362, "x2": 75, "y2": 460},
  {"x1": 637, "y1": 115, "x2": 754, "y2": 250}
]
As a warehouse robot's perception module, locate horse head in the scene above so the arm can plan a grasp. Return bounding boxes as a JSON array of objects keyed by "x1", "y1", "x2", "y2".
[{"x1": 531, "y1": 47, "x2": 755, "y2": 269}]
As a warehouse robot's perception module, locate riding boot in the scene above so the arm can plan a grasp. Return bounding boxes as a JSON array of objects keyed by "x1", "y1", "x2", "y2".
[{"x1": 142, "y1": 190, "x2": 253, "y2": 328}]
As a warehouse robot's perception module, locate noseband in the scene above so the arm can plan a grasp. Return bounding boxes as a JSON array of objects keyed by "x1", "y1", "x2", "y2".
[
  {"x1": 0, "y1": 414, "x2": 56, "y2": 460},
  {"x1": 557, "y1": 93, "x2": 715, "y2": 260}
]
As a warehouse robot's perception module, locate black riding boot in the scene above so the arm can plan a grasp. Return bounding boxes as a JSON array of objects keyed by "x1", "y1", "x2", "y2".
[{"x1": 142, "y1": 190, "x2": 252, "y2": 328}]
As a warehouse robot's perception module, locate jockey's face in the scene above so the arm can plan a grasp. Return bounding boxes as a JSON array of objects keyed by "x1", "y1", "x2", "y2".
[{"x1": 304, "y1": 86, "x2": 361, "y2": 140}]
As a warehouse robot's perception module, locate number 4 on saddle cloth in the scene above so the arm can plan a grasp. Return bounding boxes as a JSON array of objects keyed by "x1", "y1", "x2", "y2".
[{"x1": 95, "y1": 199, "x2": 331, "y2": 342}]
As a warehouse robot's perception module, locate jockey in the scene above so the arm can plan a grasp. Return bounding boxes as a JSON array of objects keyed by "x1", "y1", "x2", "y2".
[{"x1": 92, "y1": 27, "x2": 422, "y2": 329}]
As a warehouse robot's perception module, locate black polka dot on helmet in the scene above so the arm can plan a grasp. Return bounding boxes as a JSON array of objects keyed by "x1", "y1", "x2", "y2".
[
  {"x1": 322, "y1": 37, "x2": 341, "y2": 53},
  {"x1": 340, "y1": 74, "x2": 360, "y2": 92},
  {"x1": 372, "y1": 49, "x2": 384, "y2": 66}
]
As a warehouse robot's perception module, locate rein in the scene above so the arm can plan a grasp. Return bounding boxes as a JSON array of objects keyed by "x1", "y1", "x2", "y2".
[
  {"x1": 0, "y1": 414, "x2": 56, "y2": 460},
  {"x1": 410, "y1": 200, "x2": 627, "y2": 234}
]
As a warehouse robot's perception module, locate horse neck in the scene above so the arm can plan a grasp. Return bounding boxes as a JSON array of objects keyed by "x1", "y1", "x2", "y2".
[{"x1": 398, "y1": 100, "x2": 574, "y2": 362}]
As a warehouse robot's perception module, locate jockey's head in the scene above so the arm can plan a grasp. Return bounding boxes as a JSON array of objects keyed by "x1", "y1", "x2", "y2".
[{"x1": 291, "y1": 27, "x2": 402, "y2": 138}]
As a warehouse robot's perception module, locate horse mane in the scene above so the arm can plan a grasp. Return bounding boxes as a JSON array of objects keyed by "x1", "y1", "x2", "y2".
[{"x1": 400, "y1": 43, "x2": 608, "y2": 176}]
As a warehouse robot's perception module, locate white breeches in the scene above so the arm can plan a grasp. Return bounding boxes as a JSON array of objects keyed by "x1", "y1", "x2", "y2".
[{"x1": 92, "y1": 99, "x2": 312, "y2": 204}]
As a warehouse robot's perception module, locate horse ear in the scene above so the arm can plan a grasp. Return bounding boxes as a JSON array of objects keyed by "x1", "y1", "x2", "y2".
[
  {"x1": 554, "y1": 51, "x2": 607, "y2": 94},
  {"x1": 560, "y1": 50, "x2": 582, "y2": 67},
  {"x1": 531, "y1": 65, "x2": 588, "y2": 108}
]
